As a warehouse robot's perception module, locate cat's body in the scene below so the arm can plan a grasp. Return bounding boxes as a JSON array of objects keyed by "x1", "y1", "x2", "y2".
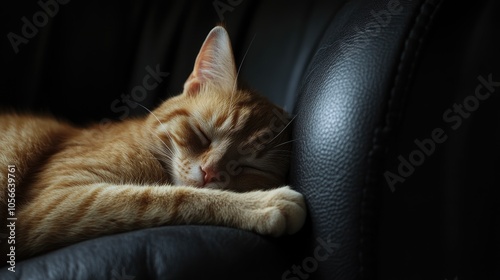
[{"x1": 0, "y1": 26, "x2": 306, "y2": 262}]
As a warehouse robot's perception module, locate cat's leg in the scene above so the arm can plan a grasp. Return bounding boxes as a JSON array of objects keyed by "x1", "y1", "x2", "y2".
[{"x1": 16, "y1": 184, "x2": 306, "y2": 258}]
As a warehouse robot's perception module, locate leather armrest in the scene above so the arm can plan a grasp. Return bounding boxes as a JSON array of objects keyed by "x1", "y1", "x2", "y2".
[{"x1": 0, "y1": 226, "x2": 289, "y2": 280}]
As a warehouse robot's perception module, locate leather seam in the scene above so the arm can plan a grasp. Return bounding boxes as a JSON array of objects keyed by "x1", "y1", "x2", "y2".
[{"x1": 359, "y1": 0, "x2": 445, "y2": 278}]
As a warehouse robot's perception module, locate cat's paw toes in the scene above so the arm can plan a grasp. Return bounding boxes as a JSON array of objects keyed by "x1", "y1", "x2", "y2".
[{"x1": 258, "y1": 186, "x2": 307, "y2": 237}]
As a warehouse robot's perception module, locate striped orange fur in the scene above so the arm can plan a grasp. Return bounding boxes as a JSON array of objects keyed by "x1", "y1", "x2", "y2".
[{"x1": 0, "y1": 26, "x2": 306, "y2": 261}]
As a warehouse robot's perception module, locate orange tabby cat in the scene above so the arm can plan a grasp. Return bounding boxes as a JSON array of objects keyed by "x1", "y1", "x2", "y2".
[{"x1": 0, "y1": 26, "x2": 306, "y2": 262}]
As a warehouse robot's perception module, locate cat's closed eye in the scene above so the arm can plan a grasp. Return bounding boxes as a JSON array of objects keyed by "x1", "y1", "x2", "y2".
[
  {"x1": 190, "y1": 123, "x2": 211, "y2": 148},
  {"x1": 240, "y1": 164, "x2": 266, "y2": 174}
]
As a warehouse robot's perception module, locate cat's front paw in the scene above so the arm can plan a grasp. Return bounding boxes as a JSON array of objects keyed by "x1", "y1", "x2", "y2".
[{"x1": 252, "y1": 186, "x2": 307, "y2": 237}]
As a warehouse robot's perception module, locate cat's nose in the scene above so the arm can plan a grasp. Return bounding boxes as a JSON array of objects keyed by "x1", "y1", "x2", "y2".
[{"x1": 201, "y1": 166, "x2": 219, "y2": 186}]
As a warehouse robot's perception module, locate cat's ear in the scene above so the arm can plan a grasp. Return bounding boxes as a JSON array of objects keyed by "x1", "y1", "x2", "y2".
[{"x1": 183, "y1": 26, "x2": 237, "y2": 95}]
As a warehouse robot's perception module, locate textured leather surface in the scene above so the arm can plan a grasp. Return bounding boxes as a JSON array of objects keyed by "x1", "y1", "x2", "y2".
[
  {"x1": 0, "y1": 226, "x2": 289, "y2": 280},
  {"x1": 290, "y1": 0, "x2": 432, "y2": 278}
]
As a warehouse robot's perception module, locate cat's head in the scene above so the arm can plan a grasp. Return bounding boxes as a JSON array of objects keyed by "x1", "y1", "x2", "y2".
[{"x1": 148, "y1": 26, "x2": 292, "y2": 191}]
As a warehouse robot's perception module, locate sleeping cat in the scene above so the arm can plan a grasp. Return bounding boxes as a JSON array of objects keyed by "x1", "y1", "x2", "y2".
[{"x1": 0, "y1": 26, "x2": 306, "y2": 262}]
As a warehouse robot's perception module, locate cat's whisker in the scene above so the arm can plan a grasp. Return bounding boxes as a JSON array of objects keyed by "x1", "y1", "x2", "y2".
[
  {"x1": 146, "y1": 154, "x2": 174, "y2": 164},
  {"x1": 272, "y1": 139, "x2": 297, "y2": 149},
  {"x1": 230, "y1": 33, "x2": 257, "y2": 106},
  {"x1": 126, "y1": 104, "x2": 175, "y2": 170},
  {"x1": 152, "y1": 133, "x2": 174, "y2": 157},
  {"x1": 269, "y1": 149, "x2": 293, "y2": 153},
  {"x1": 272, "y1": 154, "x2": 292, "y2": 160},
  {"x1": 154, "y1": 152, "x2": 176, "y2": 179},
  {"x1": 130, "y1": 101, "x2": 177, "y2": 158},
  {"x1": 268, "y1": 150, "x2": 293, "y2": 156},
  {"x1": 268, "y1": 113, "x2": 298, "y2": 145},
  {"x1": 132, "y1": 102, "x2": 163, "y2": 126}
]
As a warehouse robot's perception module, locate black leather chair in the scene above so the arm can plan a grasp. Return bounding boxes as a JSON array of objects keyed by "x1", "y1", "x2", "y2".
[{"x1": 1, "y1": 0, "x2": 499, "y2": 279}]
